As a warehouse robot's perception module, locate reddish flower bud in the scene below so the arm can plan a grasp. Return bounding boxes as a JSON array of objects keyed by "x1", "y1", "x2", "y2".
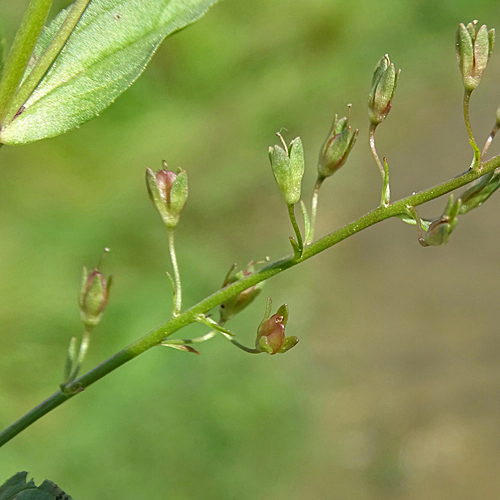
[
  {"x1": 146, "y1": 162, "x2": 188, "y2": 229},
  {"x1": 255, "y1": 302, "x2": 298, "y2": 355}
]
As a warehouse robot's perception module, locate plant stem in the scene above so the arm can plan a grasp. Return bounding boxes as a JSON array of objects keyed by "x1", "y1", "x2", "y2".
[
  {"x1": 69, "y1": 326, "x2": 92, "y2": 381},
  {"x1": 307, "y1": 175, "x2": 325, "y2": 244},
  {"x1": 164, "y1": 331, "x2": 217, "y2": 345},
  {"x1": 168, "y1": 229, "x2": 182, "y2": 316},
  {"x1": 2, "y1": 154, "x2": 500, "y2": 448},
  {"x1": 463, "y1": 89, "x2": 481, "y2": 169},
  {"x1": 288, "y1": 203, "x2": 303, "y2": 253},
  {"x1": 369, "y1": 124, "x2": 385, "y2": 178},
  {"x1": 3, "y1": 0, "x2": 92, "y2": 123}
]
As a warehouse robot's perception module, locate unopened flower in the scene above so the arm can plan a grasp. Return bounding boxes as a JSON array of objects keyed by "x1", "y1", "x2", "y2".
[
  {"x1": 456, "y1": 21, "x2": 495, "y2": 92},
  {"x1": 368, "y1": 54, "x2": 400, "y2": 126},
  {"x1": 269, "y1": 134, "x2": 305, "y2": 206},
  {"x1": 255, "y1": 303, "x2": 298, "y2": 355},
  {"x1": 317, "y1": 113, "x2": 358, "y2": 179},
  {"x1": 79, "y1": 267, "x2": 112, "y2": 327},
  {"x1": 423, "y1": 195, "x2": 461, "y2": 247},
  {"x1": 219, "y1": 262, "x2": 265, "y2": 324},
  {"x1": 146, "y1": 163, "x2": 188, "y2": 229}
]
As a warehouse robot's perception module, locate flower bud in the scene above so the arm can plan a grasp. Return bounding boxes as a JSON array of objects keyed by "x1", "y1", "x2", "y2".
[
  {"x1": 317, "y1": 113, "x2": 358, "y2": 179},
  {"x1": 368, "y1": 54, "x2": 400, "y2": 126},
  {"x1": 456, "y1": 21, "x2": 495, "y2": 92},
  {"x1": 255, "y1": 303, "x2": 299, "y2": 355},
  {"x1": 269, "y1": 134, "x2": 305, "y2": 205},
  {"x1": 146, "y1": 162, "x2": 188, "y2": 229},
  {"x1": 219, "y1": 262, "x2": 265, "y2": 324},
  {"x1": 79, "y1": 267, "x2": 112, "y2": 327},
  {"x1": 423, "y1": 195, "x2": 461, "y2": 247},
  {"x1": 458, "y1": 172, "x2": 500, "y2": 214}
]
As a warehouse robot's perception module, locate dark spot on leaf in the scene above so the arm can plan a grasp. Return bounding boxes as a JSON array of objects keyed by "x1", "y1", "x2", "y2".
[
  {"x1": 114, "y1": 13, "x2": 122, "y2": 20},
  {"x1": 13, "y1": 106, "x2": 25, "y2": 120}
]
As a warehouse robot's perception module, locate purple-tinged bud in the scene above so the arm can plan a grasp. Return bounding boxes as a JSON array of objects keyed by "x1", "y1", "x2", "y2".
[
  {"x1": 79, "y1": 267, "x2": 112, "y2": 327},
  {"x1": 255, "y1": 303, "x2": 298, "y2": 355},
  {"x1": 368, "y1": 54, "x2": 400, "y2": 126},
  {"x1": 317, "y1": 112, "x2": 358, "y2": 179},
  {"x1": 456, "y1": 21, "x2": 495, "y2": 92},
  {"x1": 219, "y1": 262, "x2": 264, "y2": 324},
  {"x1": 146, "y1": 162, "x2": 188, "y2": 229}
]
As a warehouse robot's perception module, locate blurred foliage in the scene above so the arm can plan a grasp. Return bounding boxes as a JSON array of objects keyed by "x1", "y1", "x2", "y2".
[{"x1": 1, "y1": 0, "x2": 500, "y2": 498}]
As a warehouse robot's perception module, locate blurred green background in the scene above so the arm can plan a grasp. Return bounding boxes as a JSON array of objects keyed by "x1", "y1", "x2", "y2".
[{"x1": 2, "y1": 0, "x2": 500, "y2": 498}]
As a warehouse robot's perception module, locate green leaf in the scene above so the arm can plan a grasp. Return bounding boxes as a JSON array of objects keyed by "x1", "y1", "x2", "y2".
[
  {"x1": 0, "y1": 0, "x2": 219, "y2": 145},
  {"x1": 0, "y1": 38, "x2": 6, "y2": 82},
  {"x1": 0, "y1": 473, "x2": 72, "y2": 500},
  {"x1": 0, "y1": 0, "x2": 53, "y2": 120}
]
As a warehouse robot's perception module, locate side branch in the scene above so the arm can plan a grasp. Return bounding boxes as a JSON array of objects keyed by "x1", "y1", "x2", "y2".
[{"x1": 1, "y1": 153, "x2": 499, "y2": 448}]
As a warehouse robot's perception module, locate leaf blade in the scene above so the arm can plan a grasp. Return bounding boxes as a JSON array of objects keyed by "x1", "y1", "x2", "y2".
[
  {"x1": 0, "y1": 0, "x2": 53, "y2": 119},
  {"x1": 0, "y1": 0, "x2": 219, "y2": 145}
]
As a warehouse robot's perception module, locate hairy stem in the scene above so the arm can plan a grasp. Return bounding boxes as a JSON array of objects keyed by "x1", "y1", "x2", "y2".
[{"x1": 2, "y1": 154, "x2": 500, "y2": 448}]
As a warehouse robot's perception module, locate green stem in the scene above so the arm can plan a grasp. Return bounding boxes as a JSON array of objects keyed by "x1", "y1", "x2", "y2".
[
  {"x1": 369, "y1": 124, "x2": 385, "y2": 178},
  {"x1": 288, "y1": 203, "x2": 303, "y2": 254},
  {"x1": 164, "y1": 331, "x2": 217, "y2": 345},
  {"x1": 229, "y1": 339, "x2": 260, "y2": 354},
  {"x1": 168, "y1": 229, "x2": 182, "y2": 316},
  {"x1": 2, "y1": 154, "x2": 500, "y2": 448},
  {"x1": 307, "y1": 175, "x2": 325, "y2": 244},
  {"x1": 3, "y1": 0, "x2": 92, "y2": 123},
  {"x1": 68, "y1": 326, "x2": 92, "y2": 382},
  {"x1": 463, "y1": 90, "x2": 481, "y2": 169}
]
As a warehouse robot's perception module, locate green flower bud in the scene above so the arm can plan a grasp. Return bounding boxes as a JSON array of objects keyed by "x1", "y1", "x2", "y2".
[
  {"x1": 79, "y1": 267, "x2": 112, "y2": 327},
  {"x1": 269, "y1": 134, "x2": 305, "y2": 206},
  {"x1": 255, "y1": 302, "x2": 299, "y2": 355},
  {"x1": 219, "y1": 262, "x2": 265, "y2": 324},
  {"x1": 146, "y1": 162, "x2": 188, "y2": 229},
  {"x1": 317, "y1": 112, "x2": 358, "y2": 179},
  {"x1": 423, "y1": 195, "x2": 461, "y2": 247},
  {"x1": 458, "y1": 172, "x2": 500, "y2": 214},
  {"x1": 368, "y1": 54, "x2": 400, "y2": 126},
  {"x1": 456, "y1": 21, "x2": 495, "y2": 92}
]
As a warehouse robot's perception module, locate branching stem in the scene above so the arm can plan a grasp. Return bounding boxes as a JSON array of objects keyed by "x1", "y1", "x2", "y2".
[{"x1": 2, "y1": 154, "x2": 500, "y2": 448}]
